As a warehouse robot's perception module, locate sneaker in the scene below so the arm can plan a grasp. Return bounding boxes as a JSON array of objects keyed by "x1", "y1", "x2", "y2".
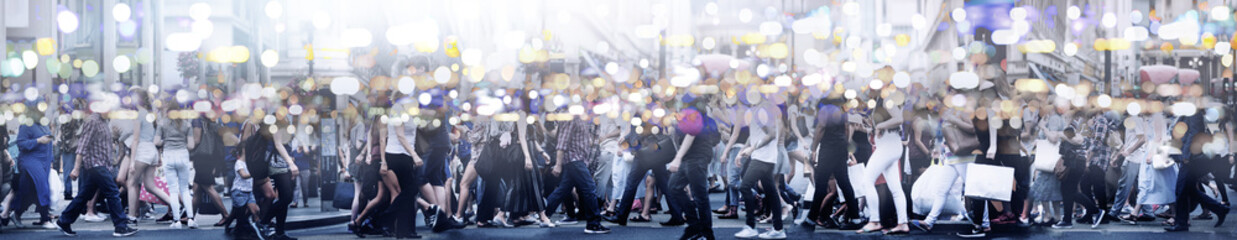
[
  {"x1": 757, "y1": 229, "x2": 787, "y2": 239},
  {"x1": 555, "y1": 217, "x2": 579, "y2": 225},
  {"x1": 83, "y1": 214, "x2": 105, "y2": 223},
  {"x1": 1051, "y1": 221, "x2": 1073, "y2": 229},
  {"x1": 56, "y1": 221, "x2": 76, "y2": 236},
  {"x1": 170, "y1": 221, "x2": 184, "y2": 229},
  {"x1": 187, "y1": 219, "x2": 199, "y2": 229},
  {"x1": 584, "y1": 224, "x2": 611, "y2": 234},
  {"x1": 735, "y1": 226, "x2": 759, "y2": 239},
  {"x1": 113, "y1": 226, "x2": 139, "y2": 237},
  {"x1": 42, "y1": 221, "x2": 58, "y2": 229},
  {"x1": 1091, "y1": 210, "x2": 1106, "y2": 229},
  {"x1": 956, "y1": 227, "x2": 986, "y2": 238}
]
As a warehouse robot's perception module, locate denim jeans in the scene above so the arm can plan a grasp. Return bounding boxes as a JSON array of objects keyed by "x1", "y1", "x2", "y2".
[
  {"x1": 62, "y1": 153, "x2": 75, "y2": 197},
  {"x1": 58, "y1": 166, "x2": 128, "y2": 229},
  {"x1": 616, "y1": 156, "x2": 682, "y2": 220},
  {"x1": 724, "y1": 146, "x2": 744, "y2": 208},
  {"x1": 1110, "y1": 161, "x2": 1150, "y2": 215},
  {"x1": 667, "y1": 156, "x2": 712, "y2": 228},
  {"x1": 545, "y1": 161, "x2": 602, "y2": 225}
]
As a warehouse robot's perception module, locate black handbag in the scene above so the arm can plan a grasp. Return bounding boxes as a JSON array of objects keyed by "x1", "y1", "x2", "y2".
[
  {"x1": 192, "y1": 119, "x2": 225, "y2": 162},
  {"x1": 635, "y1": 134, "x2": 677, "y2": 166},
  {"x1": 332, "y1": 179, "x2": 355, "y2": 209},
  {"x1": 197, "y1": 191, "x2": 221, "y2": 215}
]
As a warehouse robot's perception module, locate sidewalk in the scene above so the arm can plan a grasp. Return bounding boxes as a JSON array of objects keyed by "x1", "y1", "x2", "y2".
[{"x1": 1, "y1": 196, "x2": 348, "y2": 232}]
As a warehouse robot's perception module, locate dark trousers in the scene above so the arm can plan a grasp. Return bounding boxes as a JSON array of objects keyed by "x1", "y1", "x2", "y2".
[
  {"x1": 544, "y1": 161, "x2": 602, "y2": 225},
  {"x1": 807, "y1": 146, "x2": 858, "y2": 221},
  {"x1": 982, "y1": 154, "x2": 1029, "y2": 215},
  {"x1": 616, "y1": 158, "x2": 681, "y2": 220},
  {"x1": 384, "y1": 153, "x2": 421, "y2": 238},
  {"x1": 58, "y1": 167, "x2": 128, "y2": 229},
  {"x1": 1061, "y1": 163, "x2": 1099, "y2": 222},
  {"x1": 1173, "y1": 155, "x2": 1231, "y2": 227},
  {"x1": 259, "y1": 173, "x2": 294, "y2": 235},
  {"x1": 739, "y1": 161, "x2": 782, "y2": 230},
  {"x1": 1206, "y1": 156, "x2": 1233, "y2": 203},
  {"x1": 1082, "y1": 166, "x2": 1110, "y2": 211},
  {"x1": 667, "y1": 157, "x2": 712, "y2": 229}
]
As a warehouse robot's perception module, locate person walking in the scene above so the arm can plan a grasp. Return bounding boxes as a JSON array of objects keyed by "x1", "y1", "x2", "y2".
[
  {"x1": 732, "y1": 100, "x2": 787, "y2": 239},
  {"x1": 55, "y1": 112, "x2": 139, "y2": 237},
  {"x1": 12, "y1": 103, "x2": 57, "y2": 229},
  {"x1": 666, "y1": 94, "x2": 721, "y2": 240},
  {"x1": 543, "y1": 114, "x2": 611, "y2": 234},
  {"x1": 157, "y1": 104, "x2": 197, "y2": 229}
]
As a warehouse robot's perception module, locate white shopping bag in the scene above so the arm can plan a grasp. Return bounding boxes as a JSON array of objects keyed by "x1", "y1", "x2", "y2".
[
  {"x1": 49, "y1": 169, "x2": 64, "y2": 211},
  {"x1": 963, "y1": 163, "x2": 1014, "y2": 202},
  {"x1": 1031, "y1": 140, "x2": 1060, "y2": 172},
  {"x1": 844, "y1": 164, "x2": 866, "y2": 198},
  {"x1": 911, "y1": 165, "x2": 965, "y2": 216}
]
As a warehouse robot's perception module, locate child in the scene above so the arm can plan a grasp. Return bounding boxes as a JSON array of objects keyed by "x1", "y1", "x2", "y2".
[{"x1": 224, "y1": 158, "x2": 262, "y2": 237}]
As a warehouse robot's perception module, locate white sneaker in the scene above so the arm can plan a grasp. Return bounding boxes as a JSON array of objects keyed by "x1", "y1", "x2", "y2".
[
  {"x1": 735, "y1": 226, "x2": 759, "y2": 239},
  {"x1": 170, "y1": 221, "x2": 183, "y2": 229},
  {"x1": 82, "y1": 214, "x2": 105, "y2": 222},
  {"x1": 41, "y1": 221, "x2": 57, "y2": 229},
  {"x1": 95, "y1": 213, "x2": 109, "y2": 220},
  {"x1": 186, "y1": 219, "x2": 199, "y2": 229},
  {"x1": 758, "y1": 229, "x2": 787, "y2": 239}
]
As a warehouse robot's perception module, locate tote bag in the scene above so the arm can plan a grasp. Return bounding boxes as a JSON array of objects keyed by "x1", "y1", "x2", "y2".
[
  {"x1": 332, "y1": 181, "x2": 355, "y2": 209},
  {"x1": 1031, "y1": 140, "x2": 1061, "y2": 172},
  {"x1": 963, "y1": 163, "x2": 1014, "y2": 202}
]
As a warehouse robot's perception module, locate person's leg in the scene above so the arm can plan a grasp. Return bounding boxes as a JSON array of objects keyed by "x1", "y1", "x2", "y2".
[
  {"x1": 1005, "y1": 154, "x2": 1030, "y2": 215},
  {"x1": 162, "y1": 158, "x2": 185, "y2": 222},
  {"x1": 567, "y1": 161, "x2": 605, "y2": 226},
  {"x1": 881, "y1": 156, "x2": 910, "y2": 227},
  {"x1": 455, "y1": 161, "x2": 478, "y2": 218},
  {"x1": 666, "y1": 164, "x2": 694, "y2": 226},
  {"x1": 757, "y1": 166, "x2": 783, "y2": 231},
  {"x1": 63, "y1": 153, "x2": 75, "y2": 199},
  {"x1": 175, "y1": 156, "x2": 196, "y2": 220},
  {"x1": 738, "y1": 161, "x2": 764, "y2": 228},
  {"x1": 684, "y1": 158, "x2": 713, "y2": 228},
  {"x1": 355, "y1": 183, "x2": 388, "y2": 225},
  {"x1": 1112, "y1": 162, "x2": 1139, "y2": 215},
  {"x1": 924, "y1": 163, "x2": 964, "y2": 225},
  {"x1": 860, "y1": 136, "x2": 902, "y2": 227},
  {"x1": 125, "y1": 160, "x2": 147, "y2": 219},
  {"x1": 1060, "y1": 170, "x2": 1086, "y2": 223},
  {"x1": 651, "y1": 162, "x2": 682, "y2": 219},
  {"x1": 59, "y1": 167, "x2": 101, "y2": 226},
  {"x1": 95, "y1": 168, "x2": 130, "y2": 229},
  {"x1": 805, "y1": 160, "x2": 830, "y2": 223},
  {"x1": 270, "y1": 173, "x2": 295, "y2": 236},
  {"x1": 614, "y1": 162, "x2": 649, "y2": 223}
]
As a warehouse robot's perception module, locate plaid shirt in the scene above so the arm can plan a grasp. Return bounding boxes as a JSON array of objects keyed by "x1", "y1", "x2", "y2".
[
  {"x1": 1085, "y1": 115, "x2": 1116, "y2": 170},
  {"x1": 556, "y1": 118, "x2": 596, "y2": 164},
  {"x1": 75, "y1": 114, "x2": 115, "y2": 169}
]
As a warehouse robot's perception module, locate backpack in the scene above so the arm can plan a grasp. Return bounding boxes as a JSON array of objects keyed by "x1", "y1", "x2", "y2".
[
  {"x1": 191, "y1": 119, "x2": 225, "y2": 162},
  {"x1": 243, "y1": 134, "x2": 275, "y2": 180}
]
